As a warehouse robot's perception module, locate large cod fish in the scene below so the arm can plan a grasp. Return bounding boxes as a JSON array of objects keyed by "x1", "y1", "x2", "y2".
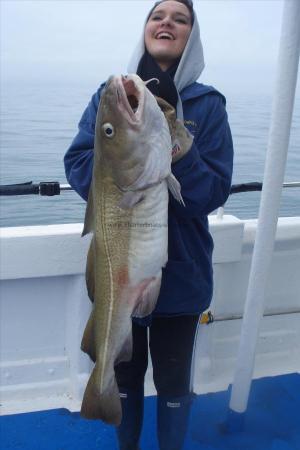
[{"x1": 80, "y1": 74, "x2": 183, "y2": 425}]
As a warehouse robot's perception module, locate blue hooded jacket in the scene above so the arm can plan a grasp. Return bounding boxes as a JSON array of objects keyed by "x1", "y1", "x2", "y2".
[{"x1": 64, "y1": 81, "x2": 233, "y2": 315}]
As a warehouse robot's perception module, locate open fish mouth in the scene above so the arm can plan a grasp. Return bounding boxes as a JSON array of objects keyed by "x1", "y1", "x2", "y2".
[{"x1": 115, "y1": 75, "x2": 144, "y2": 124}]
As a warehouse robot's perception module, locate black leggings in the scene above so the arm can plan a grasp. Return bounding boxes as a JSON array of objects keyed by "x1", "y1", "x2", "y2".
[{"x1": 115, "y1": 315, "x2": 200, "y2": 397}]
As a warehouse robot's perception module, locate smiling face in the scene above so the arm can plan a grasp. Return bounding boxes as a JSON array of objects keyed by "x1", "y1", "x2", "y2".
[{"x1": 145, "y1": 1, "x2": 192, "y2": 71}]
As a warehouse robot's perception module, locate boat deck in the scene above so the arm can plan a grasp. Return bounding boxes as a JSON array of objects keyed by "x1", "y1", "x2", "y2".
[{"x1": 1, "y1": 373, "x2": 299, "y2": 450}]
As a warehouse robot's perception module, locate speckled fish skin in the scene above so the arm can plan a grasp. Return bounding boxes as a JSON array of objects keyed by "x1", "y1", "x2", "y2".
[{"x1": 80, "y1": 75, "x2": 182, "y2": 425}]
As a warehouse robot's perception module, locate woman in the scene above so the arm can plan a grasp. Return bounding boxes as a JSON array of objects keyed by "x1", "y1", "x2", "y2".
[{"x1": 64, "y1": 1, "x2": 233, "y2": 449}]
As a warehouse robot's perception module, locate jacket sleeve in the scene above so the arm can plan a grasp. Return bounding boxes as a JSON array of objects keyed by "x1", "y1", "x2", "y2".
[
  {"x1": 169, "y1": 94, "x2": 233, "y2": 218},
  {"x1": 63, "y1": 86, "x2": 104, "y2": 201}
]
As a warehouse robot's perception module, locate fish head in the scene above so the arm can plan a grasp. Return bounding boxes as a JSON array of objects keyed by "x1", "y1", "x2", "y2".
[{"x1": 95, "y1": 74, "x2": 169, "y2": 190}]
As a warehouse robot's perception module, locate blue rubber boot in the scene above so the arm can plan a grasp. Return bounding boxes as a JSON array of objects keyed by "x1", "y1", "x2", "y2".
[
  {"x1": 157, "y1": 394, "x2": 194, "y2": 450},
  {"x1": 116, "y1": 387, "x2": 144, "y2": 450}
]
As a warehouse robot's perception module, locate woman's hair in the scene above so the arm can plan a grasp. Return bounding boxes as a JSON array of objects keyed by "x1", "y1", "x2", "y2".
[{"x1": 146, "y1": 0, "x2": 194, "y2": 25}]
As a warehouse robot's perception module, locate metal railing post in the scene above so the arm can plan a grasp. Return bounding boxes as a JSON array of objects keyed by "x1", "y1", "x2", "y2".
[{"x1": 227, "y1": 0, "x2": 300, "y2": 431}]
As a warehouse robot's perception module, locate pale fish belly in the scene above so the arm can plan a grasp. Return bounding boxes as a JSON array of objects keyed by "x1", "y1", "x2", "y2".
[{"x1": 128, "y1": 181, "x2": 169, "y2": 285}]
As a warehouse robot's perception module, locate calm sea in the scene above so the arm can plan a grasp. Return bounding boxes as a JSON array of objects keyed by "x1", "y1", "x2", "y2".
[{"x1": 0, "y1": 81, "x2": 299, "y2": 228}]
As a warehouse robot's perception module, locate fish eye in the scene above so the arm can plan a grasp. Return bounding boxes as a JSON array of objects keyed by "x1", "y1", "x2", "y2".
[{"x1": 102, "y1": 123, "x2": 115, "y2": 138}]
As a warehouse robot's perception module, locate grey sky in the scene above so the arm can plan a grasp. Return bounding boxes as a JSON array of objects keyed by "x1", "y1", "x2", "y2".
[{"x1": 1, "y1": 0, "x2": 298, "y2": 96}]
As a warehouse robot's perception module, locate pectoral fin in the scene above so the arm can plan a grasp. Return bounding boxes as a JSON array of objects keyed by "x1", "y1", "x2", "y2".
[{"x1": 167, "y1": 174, "x2": 185, "y2": 206}]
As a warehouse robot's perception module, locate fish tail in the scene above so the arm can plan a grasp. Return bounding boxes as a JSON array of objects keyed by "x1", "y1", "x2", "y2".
[{"x1": 81, "y1": 368, "x2": 122, "y2": 425}]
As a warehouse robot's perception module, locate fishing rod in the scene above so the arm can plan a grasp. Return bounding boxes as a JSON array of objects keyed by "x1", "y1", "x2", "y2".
[
  {"x1": 230, "y1": 181, "x2": 300, "y2": 194},
  {"x1": 0, "y1": 181, "x2": 72, "y2": 196},
  {"x1": 0, "y1": 181, "x2": 299, "y2": 197}
]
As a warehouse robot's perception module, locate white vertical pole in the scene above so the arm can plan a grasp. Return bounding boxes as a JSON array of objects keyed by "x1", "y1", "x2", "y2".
[{"x1": 228, "y1": 0, "x2": 300, "y2": 427}]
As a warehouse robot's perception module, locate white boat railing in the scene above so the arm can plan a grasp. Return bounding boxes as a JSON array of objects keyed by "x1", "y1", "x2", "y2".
[{"x1": 0, "y1": 216, "x2": 299, "y2": 416}]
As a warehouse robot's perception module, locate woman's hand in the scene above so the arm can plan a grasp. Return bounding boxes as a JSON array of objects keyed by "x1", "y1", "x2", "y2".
[{"x1": 155, "y1": 96, "x2": 193, "y2": 163}]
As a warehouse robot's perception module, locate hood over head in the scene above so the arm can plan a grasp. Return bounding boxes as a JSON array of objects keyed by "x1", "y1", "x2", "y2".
[{"x1": 127, "y1": 0, "x2": 205, "y2": 119}]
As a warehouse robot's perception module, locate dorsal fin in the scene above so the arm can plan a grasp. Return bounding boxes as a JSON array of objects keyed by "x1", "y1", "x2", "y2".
[{"x1": 82, "y1": 187, "x2": 94, "y2": 237}]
